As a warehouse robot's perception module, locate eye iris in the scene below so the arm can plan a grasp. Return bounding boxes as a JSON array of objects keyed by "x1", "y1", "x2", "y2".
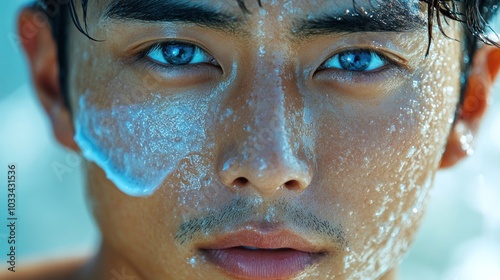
[
  {"x1": 162, "y1": 43, "x2": 195, "y2": 65},
  {"x1": 339, "y1": 50, "x2": 372, "y2": 71}
]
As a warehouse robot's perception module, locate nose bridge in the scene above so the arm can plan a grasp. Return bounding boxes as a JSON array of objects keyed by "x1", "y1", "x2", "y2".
[
  {"x1": 253, "y1": 53, "x2": 287, "y2": 140},
  {"x1": 218, "y1": 51, "x2": 312, "y2": 197},
  {"x1": 248, "y1": 65, "x2": 289, "y2": 172}
]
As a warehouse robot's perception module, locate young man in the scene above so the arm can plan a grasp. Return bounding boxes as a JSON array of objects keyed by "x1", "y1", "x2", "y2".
[{"x1": 8, "y1": 0, "x2": 500, "y2": 279}]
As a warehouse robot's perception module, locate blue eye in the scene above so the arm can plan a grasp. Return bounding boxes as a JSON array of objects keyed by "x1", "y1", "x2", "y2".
[
  {"x1": 145, "y1": 42, "x2": 215, "y2": 66},
  {"x1": 322, "y1": 50, "x2": 387, "y2": 71}
]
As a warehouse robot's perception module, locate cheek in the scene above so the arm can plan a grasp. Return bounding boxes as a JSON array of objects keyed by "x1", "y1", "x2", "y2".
[
  {"x1": 312, "y1": 50, "x2": 460, "y2": 275},
  {"x1": 72, "y1": 70, "x2": 216, "y2": 196}
]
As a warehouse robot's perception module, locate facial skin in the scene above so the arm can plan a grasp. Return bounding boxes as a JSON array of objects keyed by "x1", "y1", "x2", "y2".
[{"x1": 16, "y1": 0, "x2": 500, "y2": 279}]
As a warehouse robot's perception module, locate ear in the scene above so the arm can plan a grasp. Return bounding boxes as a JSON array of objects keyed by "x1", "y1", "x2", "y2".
[
  {"x1": 440, "y1": 45, "x2": 500, "y2": 168},
  {"x1": 18, "y1": 8, "x2": 78, "y2": 151}
]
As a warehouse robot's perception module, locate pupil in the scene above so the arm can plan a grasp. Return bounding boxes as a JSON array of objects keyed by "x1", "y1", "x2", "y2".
[
  {"x1": 339, "y1": 50, "x2": 372, "y2": 71},
  {"x1": 162, "y1": 43, "x2": 195, "y2": 65}
]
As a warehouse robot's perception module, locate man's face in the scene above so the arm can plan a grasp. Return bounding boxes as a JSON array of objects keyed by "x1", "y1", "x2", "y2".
[{"x1": 67, "y1": 0, "x2": 462, "y2": 279}]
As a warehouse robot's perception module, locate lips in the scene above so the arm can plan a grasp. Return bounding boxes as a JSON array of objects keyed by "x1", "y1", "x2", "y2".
[{"x1": 198, "y1": 227, "x2": 327, "y2": 279}]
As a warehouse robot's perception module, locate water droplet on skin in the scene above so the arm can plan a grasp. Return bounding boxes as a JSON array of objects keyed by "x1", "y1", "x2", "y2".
[
  {"x1": 406, "y1": 146, "x2": 416, "y2": 158},
  {"x1": 456, "y1": 121, "x2": 475, "y2": 155},
  {"x1": 258, "y1": 162, "x2": 268, "y2": 172},
  {"x1": 259, "y1": 46, "x2": 266, "y2": 57},
  {"x1": 265, "y1": 206, "x2": 277, "y2": 222},
  {"x1": 221, "y1": 160, "x2": 232, "y2": 172},
  {"x1": 378, "y1": 226, "x2": 385, "y2": 234},
  {"x1": 389, "y1": 213, "x2": 395, "y2": 222},
  {"x1": 189, "y1": 257, "x2": 196, "y2": 267},
  {"x1": 363, "y1": 156, "x2": 370, "y2": 164}
]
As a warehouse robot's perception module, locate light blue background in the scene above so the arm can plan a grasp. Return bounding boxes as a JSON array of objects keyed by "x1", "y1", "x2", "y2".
[{"x1": 1, "y1": 1, "x2": 499, "y2": 279}]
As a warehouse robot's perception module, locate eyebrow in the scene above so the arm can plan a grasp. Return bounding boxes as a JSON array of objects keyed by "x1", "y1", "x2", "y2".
[
  {"x1": 294, "y1": 1, "x2": 426, "y2": 37},
  {"x1": 294, "y1": 12, "x2": 426, "y2": 38},
  {"x1": 104, "y1": 0, "x2": 241, "y2": 32},
  {"x1": 103, "y1": 0, "x2": 426, "y2": 37}
]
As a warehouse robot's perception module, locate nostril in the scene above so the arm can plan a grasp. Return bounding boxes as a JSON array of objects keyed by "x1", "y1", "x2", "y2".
[
  {"x1": 234, "y1": 177, "x2": 249, "y2": 188},
  {"x1": 284, "y1": 180, "x2": 301, "y2": 191}
]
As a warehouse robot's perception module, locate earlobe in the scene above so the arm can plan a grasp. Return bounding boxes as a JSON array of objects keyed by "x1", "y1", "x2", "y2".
[
  {"x1": 18, "y1": 8, "x2": 79, "y2": 151},
  {"x1": 440, "y1": 45, "x2": 500, "y2": 168}
]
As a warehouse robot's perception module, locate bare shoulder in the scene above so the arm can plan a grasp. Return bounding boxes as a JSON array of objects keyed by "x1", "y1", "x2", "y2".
[{"x1": 0, "y1": 257, "x2": 90, "y2": 280}]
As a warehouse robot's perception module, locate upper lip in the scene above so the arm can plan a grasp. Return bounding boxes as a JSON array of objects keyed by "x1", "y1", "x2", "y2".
[{"x1": 196, "y1": 223, "x2": 329, "y2": 253}]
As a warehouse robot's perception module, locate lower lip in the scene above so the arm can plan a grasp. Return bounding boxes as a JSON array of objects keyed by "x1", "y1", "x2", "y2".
[{"x1": 202, "y1": 247, "x2": 323, "y2": 279}]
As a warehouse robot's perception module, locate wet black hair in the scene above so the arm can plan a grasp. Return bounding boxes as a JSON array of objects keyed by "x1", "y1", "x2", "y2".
[{"x1": 35, "y1": 0, "x2": 500, "y2": 108}]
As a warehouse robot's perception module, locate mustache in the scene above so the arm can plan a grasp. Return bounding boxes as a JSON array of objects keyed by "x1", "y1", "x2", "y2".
[{"x1": 175, "y1": 197, "x2": 348, "y2": 250}]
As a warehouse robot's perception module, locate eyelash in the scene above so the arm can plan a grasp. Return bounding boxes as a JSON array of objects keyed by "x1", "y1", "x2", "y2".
[
  {"x1": 137, "y1": 41, "x2": 402, "y2": 79},
  {"x1": 314, "y1": 49, "x2": 406, "y2": 84},
  {"x1": 323, "y1": 49, "x2": 395, "y2": 71},
  {"x1": 137, "y1": 41, "x2": 218, "y2": 70}
]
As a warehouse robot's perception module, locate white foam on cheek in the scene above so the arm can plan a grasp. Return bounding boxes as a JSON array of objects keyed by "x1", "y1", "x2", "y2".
[{"x1": 74, "y1": 90, "x2": 207, "y2": 196}]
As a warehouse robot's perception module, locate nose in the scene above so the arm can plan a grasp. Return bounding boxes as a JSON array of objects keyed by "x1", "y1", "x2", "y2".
[
  {"x1": 218, "y1": 61, "x2": 312, "y2": 198},
  {"x1": 219, "y1": 145, "x2": 312, "y2": 197}
]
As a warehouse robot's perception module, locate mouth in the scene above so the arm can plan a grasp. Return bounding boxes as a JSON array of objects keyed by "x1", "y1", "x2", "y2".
[{"x1": 198, "y1": 228, "x2": 327, "y2": 279}]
